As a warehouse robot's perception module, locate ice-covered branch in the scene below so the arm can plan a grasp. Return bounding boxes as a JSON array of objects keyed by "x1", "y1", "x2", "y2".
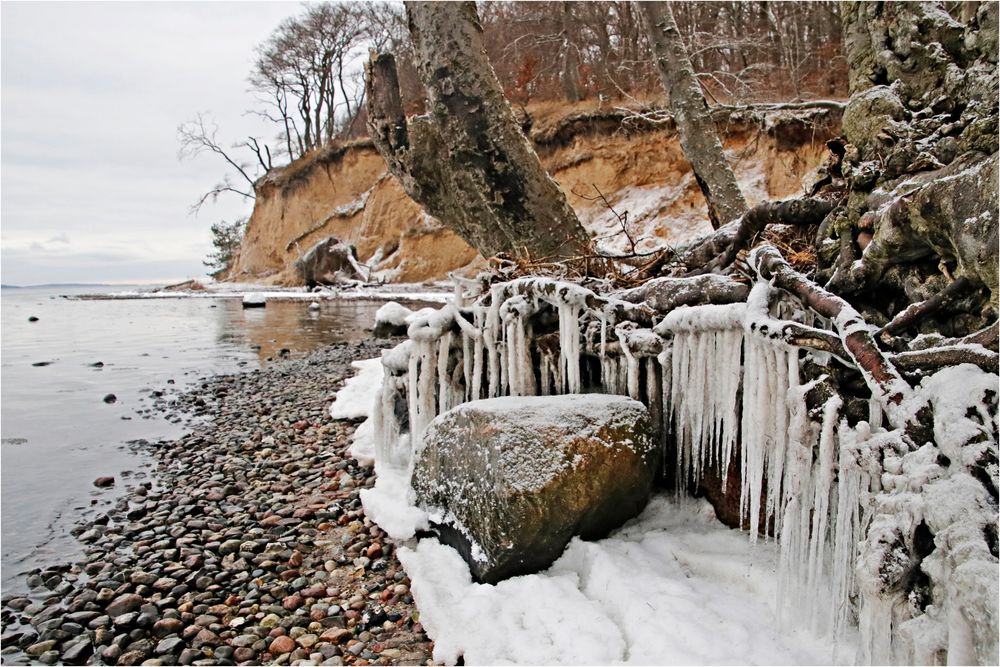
[{"x1": 749, "y1": 243, "x2": 914, "y2": 429}]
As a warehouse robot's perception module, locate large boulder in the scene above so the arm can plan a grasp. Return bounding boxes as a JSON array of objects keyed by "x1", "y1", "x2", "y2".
[
  {"x1": 412, "y1": 394, "x2": 659, "y2": 583},
  {"x1": 294, "y1": 237, "x2": 364, "y2": 286}
]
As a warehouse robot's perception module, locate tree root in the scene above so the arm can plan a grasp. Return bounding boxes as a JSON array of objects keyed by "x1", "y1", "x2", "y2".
[
  {"x1": 878, "y1": 276, "x2": 976, "y2": 339},
  {"x1": 749, "y1": 243, "x2": 914, "y2": 428},
  {"x1": 616, "y1": 274, "x2": 749, "y2": 312},
  {"x1": 708, "y1": 197, "x2": 838, "y2": 274},
  {"x1": 893, "y1": 346, "x2": 999, "y2": 376},
  {"x1": 827, "y1": 151, "x2": 999, "y2": 306}
]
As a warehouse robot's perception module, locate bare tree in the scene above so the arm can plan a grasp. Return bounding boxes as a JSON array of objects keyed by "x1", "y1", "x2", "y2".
[
  {"x1": 250, "y1": 2, "x2": 406, "y2": 159},
  {"x1": 638, "y1": 1, "x2": 748, "y2": 229},
  {"x1": 177, "y1": 113, "x2": 263, "y2": 213}
]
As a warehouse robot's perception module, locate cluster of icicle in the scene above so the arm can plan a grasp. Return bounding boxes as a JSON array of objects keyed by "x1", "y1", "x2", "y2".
[{"x1": 372, "y1": 274, "x2": 996, "y2": 665}]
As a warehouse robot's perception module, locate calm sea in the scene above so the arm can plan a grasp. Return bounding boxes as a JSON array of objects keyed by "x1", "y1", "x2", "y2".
[{"x1": 0, "y1": 286, "x2": 402, "y2": 594}]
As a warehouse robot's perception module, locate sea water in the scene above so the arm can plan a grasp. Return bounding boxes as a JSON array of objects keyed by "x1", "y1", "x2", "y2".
[{"x1": 0, "y1": 286, "x2": 406, "y2": 594}]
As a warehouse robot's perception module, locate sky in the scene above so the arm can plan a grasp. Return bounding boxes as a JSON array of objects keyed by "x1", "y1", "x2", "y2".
[{"x1": 1, "y1": 1, "x2": 309, "y2": 285}]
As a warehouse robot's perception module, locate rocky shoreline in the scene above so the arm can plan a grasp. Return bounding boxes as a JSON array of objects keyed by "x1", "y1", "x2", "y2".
[{"x1": 0, "y1": 341, "x2": 434, "y2": 666}]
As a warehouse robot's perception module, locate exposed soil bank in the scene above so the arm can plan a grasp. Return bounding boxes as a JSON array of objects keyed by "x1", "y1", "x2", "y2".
[{"x1": 228, "y1": 102, "x2": 841, "y2": 285}]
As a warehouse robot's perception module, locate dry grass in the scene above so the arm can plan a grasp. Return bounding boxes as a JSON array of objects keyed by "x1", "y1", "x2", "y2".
[{"x1": 762, "y1": 226, "x2": 819, "y2": 274}]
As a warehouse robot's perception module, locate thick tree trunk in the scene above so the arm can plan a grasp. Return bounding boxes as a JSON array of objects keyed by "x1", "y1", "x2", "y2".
[
  {"x1": 637, "y1": 1, "x2": 749, "y2": 229},
  {"x1": 365, "y1": 1, "x2": 594, "y2": 265},
  {"x1": 823, "y1": 1, "x2": 999, "y2": 309}
]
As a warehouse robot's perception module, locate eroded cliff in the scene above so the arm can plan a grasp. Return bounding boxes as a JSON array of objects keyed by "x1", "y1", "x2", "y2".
[{"x1": 226, "y1": 103, "x2": 841, "y2": 284}]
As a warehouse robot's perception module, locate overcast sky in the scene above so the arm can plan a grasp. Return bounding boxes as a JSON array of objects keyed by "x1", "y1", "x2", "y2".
[{"x1": 1, "y1": 1, "x2": 308, "y2": 285}]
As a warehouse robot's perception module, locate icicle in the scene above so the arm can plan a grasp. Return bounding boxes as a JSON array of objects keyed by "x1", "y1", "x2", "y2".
[
  {"x1": 498, "y1": 338, "x2": 509, "y2": 397},
  {"x1": 658, "y1": 304, "x2": 744, "y2": 495},
  {"x1": 719, "y1": 328, "x2": 742, "y2": 483},
  {"x1": 484, "y1": 296, "x2": 500, "y2": 398},
  {"x1": 806, "y1": 394, "x2": 842, "y2": 632},
  {"x1": 831, "y1": 421, "x2": 873, "y2": 639},
  {"x1": 776, "y1": 379, "x2": 815, "y2": 627},
  {"x1": 437, "y1": 331, "x2": 453, "y2": 414},
  {"x1": 689, "y1": 331, "x2": 707, "y2": 484},
  {"x1": 740, "y1": 337, "x2": 769, "y2": 538},
  {"x1": 462, "y1": 330, "x2": 472, "y2": 403},
  {"x1": 658, "y1": 347, "x2": 672, "y2": 477},
  {"x1": 858, "y1": 593, "x2": 898, "y2": 665},
  {"x1": 407, "y1": 337, "x2": 438, "y2": 443},
  {"x1": 600, "y1": 309, "x2": 613, "y2": 360},
  {"x1": 375, "y1": 362, "x2": 412, "y2": 471},
  {"x1": 519, "y1": 317, "x2": 535, "y2": 396},
  {"x1": 645, "y1": 357, "x2": 661, "y2": 441},
  {"x1": 615, "y1": 324, "x2": 641, "y2": 400},
  {"x1": 471, "y1": 307, "x2": 484, "y2": 401},
  {"x1": 502, "y1": 304, "x2": 536, "y2": 398},
  {"x1": 504, "y1": 320, "x2": 518, "y2": 396},
  {"x1": 558, "y1": 302, "x2": 582, "y2": 393},
  {"x1": 407, "y1": 344, "x2": 420, "y2": 438},
  {"x1": 868, "y1": 396, "x2": 883, "y2": 429},
  {"x1": 764, "y1": 345, "x2": 797, "y2": 539},
  {"x1": 670, "y1": 331, "x2": 689, "y2": 487}
]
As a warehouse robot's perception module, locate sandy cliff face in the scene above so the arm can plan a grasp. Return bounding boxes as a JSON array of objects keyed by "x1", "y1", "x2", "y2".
[{"x1": 227, "y1": 105, "x2": 840, "y2": 284}]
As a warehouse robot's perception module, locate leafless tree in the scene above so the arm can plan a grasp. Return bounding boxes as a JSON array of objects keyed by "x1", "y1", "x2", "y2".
[
  {"x1": 249, "y1": 2, "x2": 406, "y2": 159},
  {"x1": 367, "y1": 1, "x2": 594, "y2": 265},
  {"x1": 639, "y1": 2, "x2": 748, "y2": 229},
  {"x1": 177, "y1": 113, "x2": 266, "y2": 213}
]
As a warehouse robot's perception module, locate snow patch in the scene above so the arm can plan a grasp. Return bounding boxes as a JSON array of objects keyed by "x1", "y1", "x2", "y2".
[
  {"x1": 399, "y1": 497, "x2": 854, "y2": 665},
  {"x1": 329, "y1": 358, "x2": 383, "y2": 420}
]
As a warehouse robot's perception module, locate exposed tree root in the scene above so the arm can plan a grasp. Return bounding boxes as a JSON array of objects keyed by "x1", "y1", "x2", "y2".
[
  {"x1": 878, "y1": 277, "x2": 976, "y2": 338},
  {"x1": 687, "y1": 196, "x2": 840, "y2": 276},
  {"x1": 749, "y1": 243, "x2": 914, "y2": 427}
]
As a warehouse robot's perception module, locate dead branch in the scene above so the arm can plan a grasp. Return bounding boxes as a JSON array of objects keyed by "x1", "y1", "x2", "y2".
[
  {"x1": 956, "y1": 321, "x2": 1000, "y2": 352},
  {"x1": 714, "y1": 100, "x2": 847, "y2": 113},
  {"x1": 617, "y1": 274, "x2": 748, "y2": 313},
  {"x1": 893, "y1": 346, "x2": 1000, "y2": 376},
  {"x1": 662, "y1": 220, "x2": 741, "y2": 276},
  {"x1": 688, "y1": 196, "x2": 838, "y2": 276}
]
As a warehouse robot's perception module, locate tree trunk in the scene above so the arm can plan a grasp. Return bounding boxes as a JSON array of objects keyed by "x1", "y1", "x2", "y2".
[
  {"x1": 560, "y1": 2, "x2": 584, "y2": 103},
  {"x1": 365, "y1": 1, "x2": 594, "y2": 265},
  {"x1": 637, "y1": 1, "x2": 749, "y2": 229}
]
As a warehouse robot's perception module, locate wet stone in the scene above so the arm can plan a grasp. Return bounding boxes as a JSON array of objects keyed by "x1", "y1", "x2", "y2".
[{"x1": 0, "y1": 343, "x2": 433, "y2": 667}]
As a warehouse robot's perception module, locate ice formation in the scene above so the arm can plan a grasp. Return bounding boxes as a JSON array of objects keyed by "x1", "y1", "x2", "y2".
[{"x1": 359, "y1": 269, "x2": 998, "y2": 665}]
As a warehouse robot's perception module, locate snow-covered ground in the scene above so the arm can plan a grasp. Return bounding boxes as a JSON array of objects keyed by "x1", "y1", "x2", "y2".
[
  {"x1": 400, "y1": 496, "x2": 855, "y2": 665},
  {"x1": 329, "y1": 360, "x2": 859, "y2": 666}
]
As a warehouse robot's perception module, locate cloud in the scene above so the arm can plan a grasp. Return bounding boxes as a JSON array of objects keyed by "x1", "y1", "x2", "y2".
[{"x1": 1, "y1": 2, "x2": 301, "y2": 285}]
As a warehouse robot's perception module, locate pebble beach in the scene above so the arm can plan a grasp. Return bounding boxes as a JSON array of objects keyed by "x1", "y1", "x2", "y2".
[{"x1": 0, "y1": 340, "x2": 434, "y2": 666}]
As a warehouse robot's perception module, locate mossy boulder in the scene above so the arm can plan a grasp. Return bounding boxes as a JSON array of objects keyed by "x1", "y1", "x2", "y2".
[{"x1": 412, "y1": 394, "x2": 658, "y2": 584}]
